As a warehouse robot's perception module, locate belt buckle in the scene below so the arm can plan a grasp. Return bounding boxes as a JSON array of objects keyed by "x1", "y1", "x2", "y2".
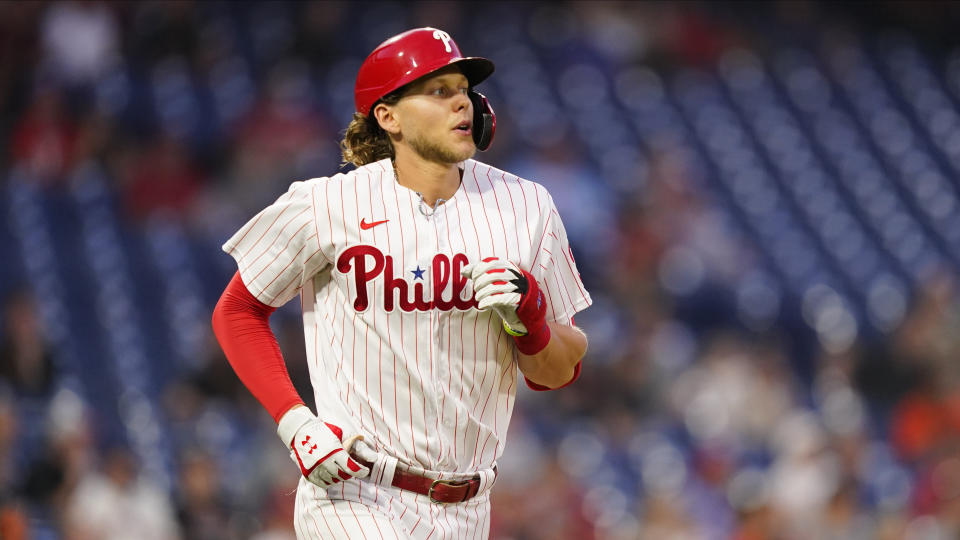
[{"x1": 428, "y1": 478, "x2": 463, "y2": 505}]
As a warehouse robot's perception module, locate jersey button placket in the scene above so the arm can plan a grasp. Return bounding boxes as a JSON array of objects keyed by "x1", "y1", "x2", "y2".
[
  {"x1": 420, "y1": 203, "x2": 449, "y2": 464},
  {"x1": 432, "y1": 204, "x2": 458, "y2": 466}
]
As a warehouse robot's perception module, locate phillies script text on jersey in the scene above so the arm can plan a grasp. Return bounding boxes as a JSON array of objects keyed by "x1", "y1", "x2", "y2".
[{"x1": 336, "y1": 245, "x2": 478, "y2": 312}]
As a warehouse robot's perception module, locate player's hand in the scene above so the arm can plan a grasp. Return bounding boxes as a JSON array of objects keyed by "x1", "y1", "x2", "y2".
[
  {"x1": 277, "y1": 406, "x2": 369, "y2": 489},
  {"x1": 461, "y1": 257, "x2": 546, "y2": 337}
]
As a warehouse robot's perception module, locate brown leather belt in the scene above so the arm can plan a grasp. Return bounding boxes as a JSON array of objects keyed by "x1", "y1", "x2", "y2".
[{"x1": 354, "y1": 457, "x2": 488, "y2": 504}]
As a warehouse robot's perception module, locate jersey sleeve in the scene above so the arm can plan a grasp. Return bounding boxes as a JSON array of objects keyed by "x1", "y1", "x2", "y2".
[
  {"x1": 529, "y1": 192, "x2": 592, "y2": 325},
  {"x1": 222, "y1": 180, "x2": 331, "y2": 307}
]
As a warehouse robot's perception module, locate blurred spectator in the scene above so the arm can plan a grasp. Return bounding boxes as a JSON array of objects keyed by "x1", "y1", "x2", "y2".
[
  {"x1": 0, "y1": 495, "x2": 29, "y2": 540},
  {"x1": 39, "y1": 0, "x2": 120, "y2": 88},
  {"x1": 174, "y1": 448, "x2": 237, "y2": 540},
  {"x1": 491, "y1": 456, "x2": 593, "y2": 539},
  {"x1": 249, "y1": 488, "x2": 297, "y2": 540},
  {"x1": 223, "y1": 60, "x2": 334, "y2": 214},
  {"x1": 0, "y1": 2, "x2": 44, "y2": 148},
  {"x1": 10, "y1": 87, "x2": 78, "y2": 184},
  {"x1": 64, "y1": 446, "x2": 180, "y2": 540},
  {"x1": 120, "y1": 136, "x2": 204, "y2": 221},
  {"x1": 509, "y1": 140, "x2": 616, "y2": 262},
  {"x1": 0, "y1": 387, "x2": 18, "y2": 495},
  {"x1": 17, "y1": 388, "x2": 94, "y2": 534},
  {"x1": 638, "y1": 493, "x2": 701, "y2": 539},
  {"x1": 0, "y1": 289, "x2": 57, "y2": 399}
]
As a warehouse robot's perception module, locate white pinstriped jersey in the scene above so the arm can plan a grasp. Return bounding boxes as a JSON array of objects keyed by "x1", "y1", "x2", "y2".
[{"x1": 223, "y1": 158, "x2": 591, "y2": 474}]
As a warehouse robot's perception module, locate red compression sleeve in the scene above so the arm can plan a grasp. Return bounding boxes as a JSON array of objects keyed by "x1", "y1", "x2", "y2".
[{"x1": 211, "y1": 272, "x2": 303, "y2": 422}]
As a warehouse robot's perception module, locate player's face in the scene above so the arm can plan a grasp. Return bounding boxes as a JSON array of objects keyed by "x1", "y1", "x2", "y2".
[{"x1": 394, "y1": 68, "x2": 475, "y2": 164}]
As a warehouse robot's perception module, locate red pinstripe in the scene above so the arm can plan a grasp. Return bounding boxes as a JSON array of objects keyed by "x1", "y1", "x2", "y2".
[
  {"x1": 329, "y1": 500, "x2": 352, "y2": 538},
  {"x1": 245, "y1": 217, "x2": 308, "y2": 283},
  {"x1": 252, "y1": 242, "x2": 307, "y2": 300},
  {"x1": 512, "y1": 175, "x2": 534, "y2": 253},
  {"x1": 469, "y1": 323, "x2": 503, "y2": 469},
  {"x1": 436, "y1": 193, "x2": 458, "y2": 462},
  {"x1": 326, "y1": 180, "x2": 335, "y2": 262},
  {"x1": 451, "y1": 194, "x2": 475, "y2": 462},
  {"x1": 354, "y1": 173, "x2": 370, "y2": 437},
  {"x1": 313, "y1": 493, "x2": 340, "y2": 539},
  {"x1": 452, "y1": 195, "x2": 471, "y2": 461},
  {"x1": 336, "y1": 296, "x2": 348, "y2": 398},
  {"x1": 496, "y1": 338, "x2": 518, "y2": 461},
  {"x1": 406, "y1": 187, "x2": 432, "y2": 463},
  {"x1": 391, "y1": 179, "x2": 419, "y2": 465},
  {"x1": 241, "y1": 207, "x2": 311, "y2": 278},
  {"x1": 484, "y1": 168, "x2": 511, "y2": 260},
  {"x1": 346, "y1": 501, "x2": 371, "y2": 540},
  {"x1": 529, "y1": 212, "x2": 553, "y2": 272},
  {"x1": 551, "y1": 263, "x2": 576, "y2": 319},
  {"x1": 558, "y1": 245, "x2": 589, "y2": 305},
  {"x1": 265, "y1": 245, "x2": 327, "y2": 304},
  {"x1": 462, "y1": 178, "x2": 489, "y2": 464},
  {"x1": 231, "y1": 188, "x2": 305, "y2": 260},
  {"x1": 408, "y1": 494, "x2": 422, "y2": 535},
  {"x1": 429, "y1": 308, "x2": 443, "y2": 463},
  {"x1": 477, "y1": 330, "x2": 512, "y2": 465},
  {"x1": 386, "y1": 503, "x2": 404, "y2": 538},
  {"x1": 436, "y1": 506, "x2": 448, "y2": 540},
  {"x1": 379, "y1": 171, "x2": 399, "y2": 449},
  {"x1": 427, "y1": 204, "x2": 444, "y2": 466},
  {"x1": 468, "y1": 163, "x2": 495, "y2": 254},
  {"x1": 471, "y1": 504, "x2": 481, "y2": 540},
  {"x1": 451, "y1": 504, "x2": 462, "y2": 540},
  {"x1": 467, "y1": 320, "x2": 493, "y2": 467},
  {"x1": 499, "y1": 171, "x2": 523, "y2": 261},
  {"x1": 311, "y1": 185, "x2": 333, "y2": 265},
  {"x1": 543, "y1": 277, "x2": 560, "y2": 322}
]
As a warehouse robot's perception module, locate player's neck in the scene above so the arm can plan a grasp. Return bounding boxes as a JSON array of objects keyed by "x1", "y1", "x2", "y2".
[{"x1": 392, "y1": 152, "x2": 461, "y2": 207}]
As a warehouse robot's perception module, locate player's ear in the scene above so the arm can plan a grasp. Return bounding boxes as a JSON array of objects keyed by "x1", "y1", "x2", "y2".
[{"x1": 373, "y1": 103, "x2": 401, "y2": 136}]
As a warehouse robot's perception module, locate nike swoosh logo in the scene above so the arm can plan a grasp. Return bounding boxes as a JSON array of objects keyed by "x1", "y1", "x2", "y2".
[{"x1": 360, "y1": 218, "x2": 390, "y2": 230}]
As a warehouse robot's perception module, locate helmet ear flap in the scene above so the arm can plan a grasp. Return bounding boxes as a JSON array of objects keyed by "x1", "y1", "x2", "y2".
[{"x1": 469, "y1": 90, "x2": 496, "y2": 151}]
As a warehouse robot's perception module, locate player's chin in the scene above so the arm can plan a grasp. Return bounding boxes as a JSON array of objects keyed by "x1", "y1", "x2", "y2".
[
  {"x1": 449, "y1": 138, "x2": 476, "y2": 161},
  {"x1": 456, "y1": 145, "x2": 477, "y2": 162}
]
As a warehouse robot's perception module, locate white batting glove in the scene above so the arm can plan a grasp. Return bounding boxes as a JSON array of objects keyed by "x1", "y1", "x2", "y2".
[
  {"x1": 462, "y1": 257, "x2": 545, "y2": 336},
  {"x1": 277, "y1": 406, "x2": 369, "y2": 489}
]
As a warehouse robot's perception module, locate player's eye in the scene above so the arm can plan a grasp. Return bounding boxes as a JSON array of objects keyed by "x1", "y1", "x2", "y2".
[{"x1": 431, "y1": 87, "x2": 447, "y2": 97}]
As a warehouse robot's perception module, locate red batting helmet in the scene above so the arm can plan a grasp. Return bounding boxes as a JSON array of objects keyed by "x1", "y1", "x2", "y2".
[{"x1": 354, "y1": 27, "x2": 495, "y2": 116}]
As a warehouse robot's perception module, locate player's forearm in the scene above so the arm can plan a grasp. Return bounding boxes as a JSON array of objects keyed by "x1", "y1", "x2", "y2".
[{"x1": 517, "y1": 322, "x2": 587, "y2": 389}]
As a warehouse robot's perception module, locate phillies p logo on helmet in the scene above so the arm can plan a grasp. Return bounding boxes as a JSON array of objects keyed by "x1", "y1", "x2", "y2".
[{"x1": 432, "y1": 30, "x2": 453, "y2": 53}]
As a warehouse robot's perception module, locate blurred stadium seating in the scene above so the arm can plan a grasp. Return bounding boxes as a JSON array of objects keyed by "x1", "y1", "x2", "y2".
[{"x1": 3, "y1": 1, "x2": 960, "y2": 538}]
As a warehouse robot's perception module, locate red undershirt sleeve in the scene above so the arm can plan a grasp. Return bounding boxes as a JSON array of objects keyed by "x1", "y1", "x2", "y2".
[{"x1": 211, "y1": 271, "x2": 304, "y2": 422}]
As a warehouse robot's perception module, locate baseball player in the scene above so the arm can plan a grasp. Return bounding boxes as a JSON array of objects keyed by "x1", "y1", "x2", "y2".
[{"x1": 212, "y1": 27, "x2": 591, "y2": 539}]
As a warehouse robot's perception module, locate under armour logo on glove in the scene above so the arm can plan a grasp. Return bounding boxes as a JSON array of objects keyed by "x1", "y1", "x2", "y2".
[
  {"x1": 277, "y1": 407, "x2": 370, "y2": 489},
  {"x1": 461, "y1": 257, "x2": 550, "y2": 355},
  {"x1": 300, "y1": 436, "x2": 318, "y2": 455}
]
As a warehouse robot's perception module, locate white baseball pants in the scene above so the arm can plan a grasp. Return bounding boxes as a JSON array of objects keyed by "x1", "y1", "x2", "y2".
[{"x1": 294, "y1": 476, "x2": 492, "y2": 539}]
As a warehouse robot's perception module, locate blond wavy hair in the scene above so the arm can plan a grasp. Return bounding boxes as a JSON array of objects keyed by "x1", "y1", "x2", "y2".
[{"x1": 340, "y1": 93, "x2": 403, "y2": 167}]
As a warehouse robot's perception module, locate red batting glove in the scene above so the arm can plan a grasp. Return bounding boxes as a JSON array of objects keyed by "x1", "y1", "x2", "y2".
[{"x1": 462, "y1": 257, "x2": 551, "y2": 355}]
